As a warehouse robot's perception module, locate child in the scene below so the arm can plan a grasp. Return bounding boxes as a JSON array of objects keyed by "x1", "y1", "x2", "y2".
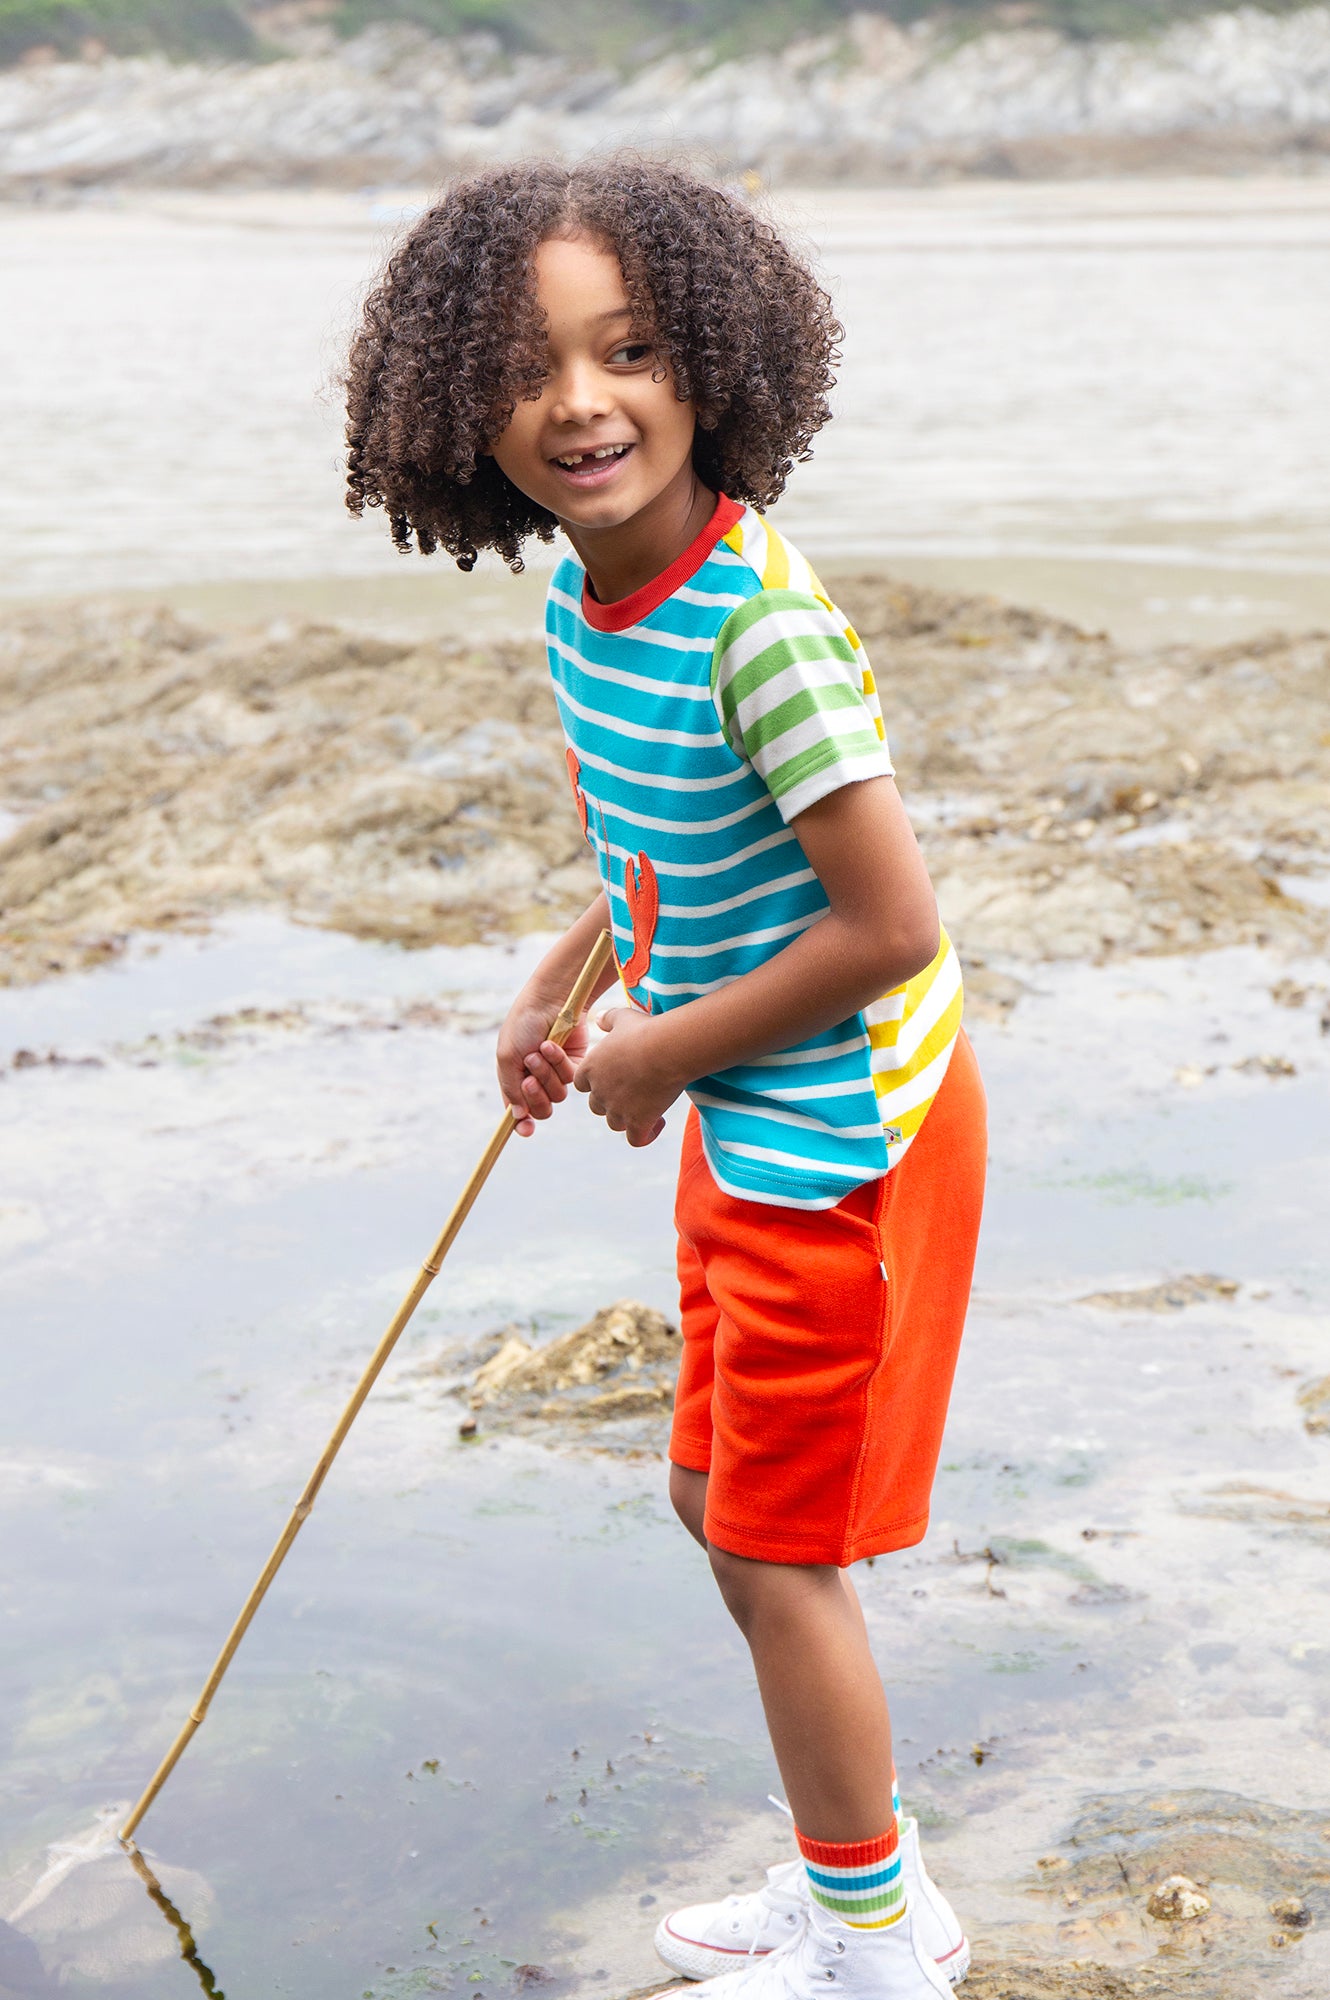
[{"x1": 346, "y1": 157, "x2": 986, "y2": 2000}]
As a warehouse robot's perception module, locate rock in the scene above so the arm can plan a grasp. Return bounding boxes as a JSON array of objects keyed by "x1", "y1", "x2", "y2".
[
  {"x1": 1270, "y1": 1894, "x2": 1312, "y2": 1929},
  {"x1": 0, "y1": 604, "x2": 593, "y2": 986},
  {"x1": 470, "y1": 1335, "x2": 538, "y2": 1405},
  {"x1": 570, "y1": 1382, "x2": 673, "y2": 1421},
  {"x1": 469, "y1": 1301, "x2": 678, "y2": 1406},
  {"x1": 1146, "y1": 1874, "x2": 1211, "y2": 1921},
  {"x1": 1027, "y1": 1789, "x2": 1330, "y2": 1990},
  {"x1": 1297, "y1": 1376, "x2": 1330, "y2": 1435},
  {"x1": 1182, "y1": 1483, "x2": 1330, "y2": 1538},
  {"x1": 4, "y1": 10, "x2": 1330, "y2": 191},
  {"x1": 463, "y1": 1300, "x2": 680, "y2": 1438},
  {"x1": 1079, "y1": 1274, "x2": 1238, "y2": 1313},
  {"x1": 2, "y1": 586, "x2": 1328, "y2": 986},
  {"x1": 957, "y1": 960, "x2": 1026, "y2": 1023}
]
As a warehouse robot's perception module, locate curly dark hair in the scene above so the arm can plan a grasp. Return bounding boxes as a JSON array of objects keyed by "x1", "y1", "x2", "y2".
[{"x1": 344, "y1": 156, "x2": 842, "y2": 571}]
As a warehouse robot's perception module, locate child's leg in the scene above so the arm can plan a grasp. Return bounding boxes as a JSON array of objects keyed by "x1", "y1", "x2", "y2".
[
  {"x1": 709, "y1": 1546, "x2": 894, "y2": 1843},
  {"x1": 670, "y1": 1464, "x2": 894, "y2": 1842},
  {"x1": 669, "y1": 1462, "x2": 710, "y2": 1547}
]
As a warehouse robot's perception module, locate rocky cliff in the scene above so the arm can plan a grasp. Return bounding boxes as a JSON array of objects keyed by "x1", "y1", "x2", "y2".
[{"x1": 2, "y1": 4, "x2": 1329, "y2": 189}]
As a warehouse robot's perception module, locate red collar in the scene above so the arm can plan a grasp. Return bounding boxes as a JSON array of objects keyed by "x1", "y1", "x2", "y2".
[{"x1": 579, "y1": 492, "x2": 743, "y2": 633}]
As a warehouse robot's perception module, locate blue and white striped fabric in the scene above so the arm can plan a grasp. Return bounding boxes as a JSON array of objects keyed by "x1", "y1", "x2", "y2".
[{"x1": 545, "y1": 493, "x2": 961, "y2": 1210}]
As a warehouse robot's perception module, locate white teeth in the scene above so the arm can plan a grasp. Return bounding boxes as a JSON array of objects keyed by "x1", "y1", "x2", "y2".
[{"x1": 555, "y1": 445, "x2": 628, "y2": 467}]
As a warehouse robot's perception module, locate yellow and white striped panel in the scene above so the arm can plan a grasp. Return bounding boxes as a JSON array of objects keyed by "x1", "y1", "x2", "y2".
[{"x1": 863, "y1": 930, "x2": 964, "y2": 1156}]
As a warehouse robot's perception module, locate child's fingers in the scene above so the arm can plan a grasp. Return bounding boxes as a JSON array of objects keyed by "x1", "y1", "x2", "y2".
[
  {"x1": 628, "y1": 1116, "x2": 666, "y2": 1148},
  {"x1": 519, "y1": 1073, "x2": 557, "y2": 1121},
  {"x1": 537, "y1": 1039, "x2": 578, "y2": 1081},
  {"x1": 524, "y1": 1048, "x2": 570, "y2": 1101},
  {"x1": 508, "y1": 1102, "x2": 536, "y2": 1138}
]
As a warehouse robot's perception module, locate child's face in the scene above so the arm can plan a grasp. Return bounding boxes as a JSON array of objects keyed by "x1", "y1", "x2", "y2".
[{"x1": 489, "y1": 231, "x2": 699, "y2": 537}]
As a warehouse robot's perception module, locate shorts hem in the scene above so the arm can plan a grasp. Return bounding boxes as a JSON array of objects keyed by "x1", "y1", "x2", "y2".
[
  {"x1": 668, "y1": 1435, "x2": 714, "y2": 1474},
  {"x1": 703, "y1": 1505, "x2": 930, "y2": 1567}
]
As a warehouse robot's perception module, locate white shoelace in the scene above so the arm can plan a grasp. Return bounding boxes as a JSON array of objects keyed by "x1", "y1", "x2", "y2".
[
  {"x1": 727, "y1": 1870, "x2": 805, "y2": 1956},
  {"x1": 699, "y1": 1923, "x2": 808, "y2": 1995}
]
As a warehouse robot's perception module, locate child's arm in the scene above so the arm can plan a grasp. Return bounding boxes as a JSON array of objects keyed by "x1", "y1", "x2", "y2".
[
  {"x1": 496, "y1": 892, "x2": 618, "y2": 1136},
  {"x1": 528, "y1": 774, "x2": 939, "y2": 1148}
]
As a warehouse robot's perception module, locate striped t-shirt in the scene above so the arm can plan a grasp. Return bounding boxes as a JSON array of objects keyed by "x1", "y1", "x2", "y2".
[{"x1": 545, "y1": 491, "x2": 962, "y2": 1210}]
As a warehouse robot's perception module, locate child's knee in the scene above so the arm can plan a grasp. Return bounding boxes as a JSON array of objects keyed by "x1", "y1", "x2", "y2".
[
  {"x1": 707, "y1": 1543, "x2": 758, "y2": 1626},
  {"x1": 707, "y1": 1543, "x2": 834, "y2": 1635},
  {"x1": 669, "y1": 1463, "x2": 708, "y2": 1548}
]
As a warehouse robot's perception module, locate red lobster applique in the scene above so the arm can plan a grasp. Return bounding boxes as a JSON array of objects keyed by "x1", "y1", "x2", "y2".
[
  {"x1": 565, "y1": 749, "x2": 657, "y2": 1009},
  {"x1": 621, "y1": 850, "x2": 659, "y2": 1005},
  {"x1": 566, "y1": 748, "x2": 589, "y2": 840}
]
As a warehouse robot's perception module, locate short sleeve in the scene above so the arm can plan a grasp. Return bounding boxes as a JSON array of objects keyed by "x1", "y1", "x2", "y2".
[{"x1": 710, "y1": 588, "x2": 894, "y2": 822}]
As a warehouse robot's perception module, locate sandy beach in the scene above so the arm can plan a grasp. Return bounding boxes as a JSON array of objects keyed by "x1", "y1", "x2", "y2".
[{"x1": 1, "y1": 177, "x2": 1328, "y2": 2000}]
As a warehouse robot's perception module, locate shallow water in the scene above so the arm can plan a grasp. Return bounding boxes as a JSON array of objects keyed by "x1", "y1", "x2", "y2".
[
  {"x1": 2, "y1": 921, "x2": 1329, "y2": 1995},
  {"x1": 3, "y1": 181, "x2": 1330, "y2": 642}
]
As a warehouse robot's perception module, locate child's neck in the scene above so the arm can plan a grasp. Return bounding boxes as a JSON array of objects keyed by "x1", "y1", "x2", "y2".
[{"x1": 565, "y1": 466, "x2": 716, "y2": 608}]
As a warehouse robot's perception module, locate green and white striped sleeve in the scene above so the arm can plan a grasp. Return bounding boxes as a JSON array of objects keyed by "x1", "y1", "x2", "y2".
[{"x1": 710, "y1": 588, "x2": 894, "y2": 822}]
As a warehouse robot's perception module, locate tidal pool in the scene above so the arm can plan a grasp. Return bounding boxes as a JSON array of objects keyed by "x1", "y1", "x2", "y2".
[{"x1": 1, "y1": 921, "x2": 1328, "y2": 1998}]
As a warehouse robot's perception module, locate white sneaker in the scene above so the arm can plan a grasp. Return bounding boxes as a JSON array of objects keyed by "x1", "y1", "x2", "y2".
[
  {"x1": 655, "y1": 1859, "x2": 807, "y2": 1980},
  {"x1": 898, "y1": 1822, "x2": 970, "y2": 1987},
  {"x1": 654, "y1": 1820, "x2": 969, "y2": 1987},
  {"x1": 664, "y1": 1894, "x2": 950, "y2": 2000}
]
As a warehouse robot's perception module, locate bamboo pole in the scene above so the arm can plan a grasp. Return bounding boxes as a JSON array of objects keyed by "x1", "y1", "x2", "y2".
[{"x1": 119, "y1": 929, "x2": 615, "y2": 1846}]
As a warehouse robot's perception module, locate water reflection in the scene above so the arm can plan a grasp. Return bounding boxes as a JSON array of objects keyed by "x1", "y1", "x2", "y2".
[{"x1": 124, "y1": 1845, "x2": 227, "y2": 2000}]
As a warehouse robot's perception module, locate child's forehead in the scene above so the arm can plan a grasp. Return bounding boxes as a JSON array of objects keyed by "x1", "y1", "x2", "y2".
[
  {"x1": 536, "y1": 227, "x2": 626, "y2": 280},
  {"x1": 532, "y1": 231, "x2": 636, "y2": 321}
]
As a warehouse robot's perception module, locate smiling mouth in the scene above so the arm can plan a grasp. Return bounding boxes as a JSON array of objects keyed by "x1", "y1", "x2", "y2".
[{"x1": 551, "y1": 443, "x2": 635, "y2": 476}]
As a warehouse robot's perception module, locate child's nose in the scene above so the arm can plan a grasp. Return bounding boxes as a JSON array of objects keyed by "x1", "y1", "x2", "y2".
[{"x1": 548, "y1": 358, "x2": 614, "y2": 427}]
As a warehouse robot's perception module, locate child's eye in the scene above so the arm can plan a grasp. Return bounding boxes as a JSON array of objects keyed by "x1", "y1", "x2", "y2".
[{"x1": 609, "y1": 342, "x2": 653, "y2": 366}]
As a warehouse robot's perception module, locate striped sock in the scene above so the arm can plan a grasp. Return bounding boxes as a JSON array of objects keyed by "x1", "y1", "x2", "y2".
[{"x1": 796, "y1": 1824, "x2": 907, "y2": 1931}]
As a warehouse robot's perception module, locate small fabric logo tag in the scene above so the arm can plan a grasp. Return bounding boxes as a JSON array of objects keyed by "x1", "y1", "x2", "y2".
[{"x1": 883, "y1": 1125, "x2": 903, "y2": 1145}]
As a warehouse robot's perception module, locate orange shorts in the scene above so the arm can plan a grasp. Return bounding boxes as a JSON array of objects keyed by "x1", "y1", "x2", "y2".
[{"x1": 670, "y1": 1029, "x2": 986, "y2": 1567}]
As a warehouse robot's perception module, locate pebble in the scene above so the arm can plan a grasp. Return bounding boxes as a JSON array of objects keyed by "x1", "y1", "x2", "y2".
[{"x1": 1146, "y1": 1875, "x2": 1211, "y2": 1922}]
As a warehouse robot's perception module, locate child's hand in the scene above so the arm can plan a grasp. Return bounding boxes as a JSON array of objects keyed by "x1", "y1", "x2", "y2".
[
  {"x1": 496, "y1": 993, "x2": 589, "y2": 1138},
  {"x1": 573, "y1": 1007, "x2": 683, "y2": 1148}
]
